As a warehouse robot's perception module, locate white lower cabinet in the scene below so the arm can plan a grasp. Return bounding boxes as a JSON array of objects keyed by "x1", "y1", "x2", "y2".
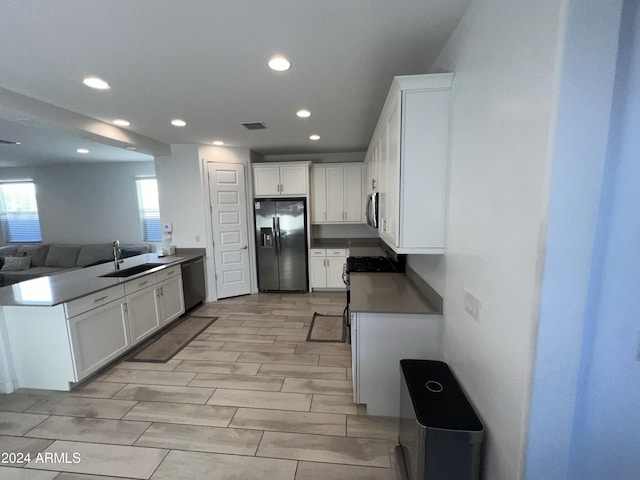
[
  {"x1": 309, "y1": 248, "x2": 347, "y2": 290},
  {"x1": 157, "y1": 275, "x2": 185, "y2": 324},
  {"x1": 351, "y1": 311, "x2": 442, "y2": 416},
  {"x1": 68, "y1": 298, "x2": 130, "y2": 381},
  {"x1": 126, "y1": 284, "x2": 161, "y2": 345}
]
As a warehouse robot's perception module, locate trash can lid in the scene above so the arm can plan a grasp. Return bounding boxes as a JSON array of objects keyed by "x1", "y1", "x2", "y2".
[{"x1": 401, "y1": 359, "x2": 483, "y2": 431}]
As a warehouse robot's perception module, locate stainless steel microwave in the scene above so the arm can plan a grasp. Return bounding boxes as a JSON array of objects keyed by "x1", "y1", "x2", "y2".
[{"x1": 365, "y1": 192, "x2": 379, "y2": 229}]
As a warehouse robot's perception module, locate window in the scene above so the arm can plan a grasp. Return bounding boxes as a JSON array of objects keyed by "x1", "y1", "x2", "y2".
[
  {"x1": 136, "y1": 178, "x2": 161, "y2": 242},
  {"x1": 0, "y1": 182, "x2": 43, "y2": 243}
]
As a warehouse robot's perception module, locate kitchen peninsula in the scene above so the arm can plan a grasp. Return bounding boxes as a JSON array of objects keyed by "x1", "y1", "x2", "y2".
[{"x1": 0, "y1": 253, "x2": 196, "y2": 391}]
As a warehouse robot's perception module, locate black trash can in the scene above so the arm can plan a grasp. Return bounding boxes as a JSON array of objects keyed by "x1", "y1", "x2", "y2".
[{"x1": 397, "y1": 359, "x2": 484, "y2": 480}]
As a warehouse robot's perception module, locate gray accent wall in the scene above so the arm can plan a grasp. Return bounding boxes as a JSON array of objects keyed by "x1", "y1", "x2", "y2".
[{"x1": 0, "y1": 161, "x2": 156, "y2": 246}]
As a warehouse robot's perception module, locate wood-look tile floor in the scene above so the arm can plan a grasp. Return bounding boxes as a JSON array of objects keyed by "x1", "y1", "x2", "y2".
[{"x1": 0, "y1": 292, "x2": 400, "y2": 480}]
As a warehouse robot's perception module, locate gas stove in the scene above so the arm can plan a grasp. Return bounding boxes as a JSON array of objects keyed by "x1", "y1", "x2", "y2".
[
  {"x1": 346, "y1": 256, "x2": 399, "y2": 273},
  {"x1": 346, "y1": 250, "x2": 406, "y2": 274}
]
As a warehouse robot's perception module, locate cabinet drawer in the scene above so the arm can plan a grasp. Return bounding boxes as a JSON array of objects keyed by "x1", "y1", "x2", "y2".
[
  {"x1": 309, "y1": 249, "x2": 326, "y2": 257},
  {"x1": 327, "y1": 249, "x2": 347, "y2": 257},
  {"x1": 65, "y1": 285, "x2": 126, "y2": 319},
  {"x1": 156, "y1": 265, "x2": 181, "y2": 281},
  {"x1": 124, "y1": 273, "x2": 157, "y2": 296}
]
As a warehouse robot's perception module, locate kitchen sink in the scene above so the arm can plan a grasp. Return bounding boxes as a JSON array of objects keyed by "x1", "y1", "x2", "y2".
[{"x1": 100, "y1": 263, "x2": 165, "y2": 278}]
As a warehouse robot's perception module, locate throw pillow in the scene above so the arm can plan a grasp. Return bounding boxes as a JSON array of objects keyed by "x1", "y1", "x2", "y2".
[{"x1": 1, "y1": 256, "x2": 32, "y2": 271}]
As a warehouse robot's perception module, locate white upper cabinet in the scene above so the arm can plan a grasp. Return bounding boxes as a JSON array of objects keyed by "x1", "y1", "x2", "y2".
[
  {"x1": 310, "y1": 163, "x2": 364, "y2": 224},
  {"x1": 366, "y1": 73, "x2": 454, "y2": 254},
  {"x1": 253, "y1": 162, "x2": 310, "y2": 197}
]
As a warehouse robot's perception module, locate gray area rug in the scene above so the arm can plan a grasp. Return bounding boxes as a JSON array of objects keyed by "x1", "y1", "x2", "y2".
[
  {"x1": 307, "y1": 313, "x2": 345, "y2": 343},
  {"x1": 127, "y1": 316, "x2": 217, "y2": 363}
]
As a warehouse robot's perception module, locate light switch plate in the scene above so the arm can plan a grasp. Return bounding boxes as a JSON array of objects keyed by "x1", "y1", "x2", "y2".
[{"x1": 464, "y1": 289, "x2": 481, "y2": 321}]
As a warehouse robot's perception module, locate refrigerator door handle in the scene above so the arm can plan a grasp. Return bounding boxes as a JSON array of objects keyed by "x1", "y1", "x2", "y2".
[
  {"x1": 274, "y1": 216, "x2": 281, "y2": 255},
  {"x1": 272, "y1": 216, "x2": 277, "y2": 254},
  {"x1": 365, "y1": 195, "x2": 372, "y2": 225}
]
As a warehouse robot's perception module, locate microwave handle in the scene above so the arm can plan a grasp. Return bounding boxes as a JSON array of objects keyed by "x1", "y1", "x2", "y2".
[{"x1": 366, "y1": 195, "x2": 372, "y2": 225}]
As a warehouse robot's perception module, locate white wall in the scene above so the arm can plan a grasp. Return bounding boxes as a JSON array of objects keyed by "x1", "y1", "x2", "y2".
[
  {"x1": 565, "y1": 1, "x2": 639, "y2": 478},
  {"x1": 411, "y1": 1, "x2": 566, "y2": 478},
  {"x1": 0, "y1": 162, "x2": 156, "y2": 245},
  {"x1": 524, "y1": 1, "x2": 624, "y2": 478},
  {"x1": 155, "y1": 145, "x2": 253, "y2": 301},
  {"x1": 409, "y1": 1, "x2": 629, "y2": 479},
  {"x1": 155, "y1": 145, "x2": 207, "y2": 249}
]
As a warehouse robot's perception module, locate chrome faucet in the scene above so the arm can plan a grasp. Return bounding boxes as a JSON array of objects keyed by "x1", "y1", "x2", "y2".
[{"x1": 113, "y1": 240, "x2": 124, "y2": 270}]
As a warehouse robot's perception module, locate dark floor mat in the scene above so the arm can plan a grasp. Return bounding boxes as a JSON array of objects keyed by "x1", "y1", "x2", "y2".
[
  {"x1": 127, "y1": 316, "x2": 217, "y2": 363},
  {"x1": 306, "y1": 313, "x2": 345, "y2": 343}
]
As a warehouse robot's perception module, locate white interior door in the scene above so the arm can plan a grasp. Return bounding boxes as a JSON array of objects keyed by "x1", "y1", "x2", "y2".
[{"x1": 208, "y1": 162, "x2": 251, "y2": 299}]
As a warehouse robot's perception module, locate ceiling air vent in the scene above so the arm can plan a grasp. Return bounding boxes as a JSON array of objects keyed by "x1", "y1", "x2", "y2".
[{"x1": 241, "y1": 122, "x2": 267, "y2": 130}]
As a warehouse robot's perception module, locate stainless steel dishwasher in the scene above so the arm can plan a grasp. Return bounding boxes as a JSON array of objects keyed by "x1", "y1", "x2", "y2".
[{"x1": 181, "y1": 257, "x2": 206, "y2": 311}]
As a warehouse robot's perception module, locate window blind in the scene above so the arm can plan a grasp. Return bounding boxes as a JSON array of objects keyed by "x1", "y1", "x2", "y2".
[
  {"x1": 0, "y1": 182, "x2": 43, "y2": 243},
  {"x1": 135, "y1": 178, "x2": 162, "y2": 242}
]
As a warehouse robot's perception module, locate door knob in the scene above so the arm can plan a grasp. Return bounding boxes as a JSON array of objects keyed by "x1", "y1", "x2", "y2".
[{"x1": 241, "y1": 245, "x2": 248, "y2": 250}]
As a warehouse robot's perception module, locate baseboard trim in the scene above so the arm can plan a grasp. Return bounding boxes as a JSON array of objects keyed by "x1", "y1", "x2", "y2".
[{"x1": 0, "y1": 379, "x2": 16, "y2": 394}]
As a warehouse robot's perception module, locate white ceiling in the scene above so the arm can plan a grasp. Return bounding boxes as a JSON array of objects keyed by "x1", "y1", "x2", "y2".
[{"x1": 0, "y1": 0, "x2": 469, "y2": 167}]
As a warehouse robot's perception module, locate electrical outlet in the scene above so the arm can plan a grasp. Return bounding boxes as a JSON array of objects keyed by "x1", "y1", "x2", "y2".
[
  {"x1": 464, "y1": 290, "x2": 481, "y2": 321},
  {"x1": 195, "y1": 235, "x2": 201, "y2": 243}
]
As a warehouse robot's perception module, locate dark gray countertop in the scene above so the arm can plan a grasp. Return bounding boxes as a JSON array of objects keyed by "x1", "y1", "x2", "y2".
[
  {"x1": 0, "y1": 253, "x2": 201, "y2": 307},
  {"x1": 349, "y1": 272, "x2": 441, "y2": 314}
]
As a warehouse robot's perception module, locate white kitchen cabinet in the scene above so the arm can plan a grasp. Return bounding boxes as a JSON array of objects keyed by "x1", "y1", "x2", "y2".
[
  {"x1": 309, "y1": 248, "x2": 347, "y2": 290},
  {"x1": 366, "y1": 141, "x2": 380, "y2": 193},
  {"x1": 126, "y1": 283, "x2": 161, "y2": 345},
  {"x1": 310, "y1": 163, "x2": 363, "y2": 224},
  {"x1": 68, "y1": 298, "x2": 130, "y2": 381},
  {"x1": 351, "y1": 311, "x2": 442, "y2": 416},
  {"x1": 367, "y1": 73, "x2": 453, "y2": 254},
  {"x1": 127, "y1": 266, "x2": 184, "y2": 339},
  {"x1": 157, "y1": 274, "x2": 185, "y2": 324},
  {"x1": 253, "y1": 162, "x2": 310, "y2": 197}
]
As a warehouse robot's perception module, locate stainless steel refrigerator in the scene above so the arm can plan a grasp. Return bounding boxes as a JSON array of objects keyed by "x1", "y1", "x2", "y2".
[{"x1": 254, "y1": 198, "x2": 308, "y2": 292}]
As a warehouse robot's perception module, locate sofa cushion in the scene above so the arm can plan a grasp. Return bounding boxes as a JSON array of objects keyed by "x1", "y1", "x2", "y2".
[
  {"x1": 121, "y1": 244, "x2": 152, "y2": 254},
  {"x1": 0, "y1": 245, "x2": 18, "y2": 256},
  {"x1": 76, "y1": 244, "x2": 114, "y2": 267},
  {"x1": 1, "y1": 256, "x2": 32, "y2": 271},
  {"x1": 45, "y1": 245, "x2": 81, "y2": 268},
  {"x1": 17, "y1": 244, "x2": 49, "y2": 267}
]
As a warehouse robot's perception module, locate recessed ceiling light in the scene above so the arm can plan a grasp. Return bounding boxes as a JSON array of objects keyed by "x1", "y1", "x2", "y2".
[
  {"x1": 212, "y1": 141, "x2": 225, "y2": 146},
  {"x1": 113, "y1": 119, "x2": 130, "y2": 127},
  {"x1": 83, "y1": 76, "x2": 110, "y2": 90},
  {"x1": 171, "y1": 119, "x2": 187, "y2": 127},
  {"x1": 124, "y1": 146, "x2": 137, "y2": 151},
  {"x1": 268, "y1": 56, "x2": 291, "y2": 71},
  {"x1": 309, "y1": 134, "x2": 320, "y2": 141},
  {"x1": 76, "y1": 148, "x2": 90, "y2": 154},
  {"x1": 296, "y1": 109, "x2": 311, "y2": 118}
]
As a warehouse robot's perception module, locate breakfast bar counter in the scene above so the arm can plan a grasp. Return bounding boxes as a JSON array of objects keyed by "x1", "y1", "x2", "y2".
[{"x1": 0, "y1": 253, "x2": 195, "y2": 307}]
